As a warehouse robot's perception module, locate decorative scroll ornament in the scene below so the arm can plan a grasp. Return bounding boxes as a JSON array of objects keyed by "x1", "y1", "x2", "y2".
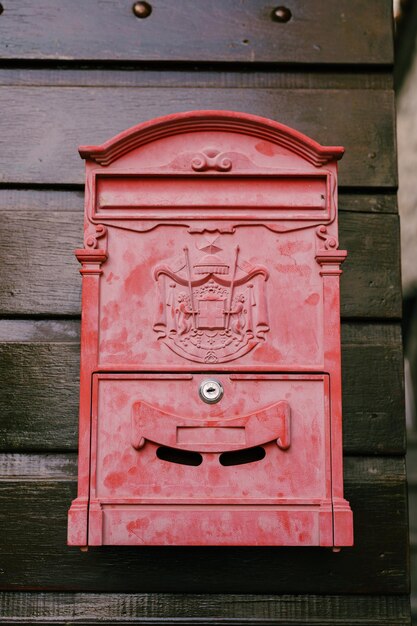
[
  {"x1": 84, "y1": 224, "x2": 107, "y2": 249},
  {"x1": 315, "y1": 225, "x2": 347, "y2": 271},
  {"x1": 191, "y1": 148, "x2": 232, "y2": 172},
  {"x1": 75, "y1": 224, "x2": 108, "y2": 274},
  {"x1": 315, "y1": 225, "x2": 338, "y2": 251},
  {"x1": 153, "y1": 236, "x2": 269, "y2": 363}
]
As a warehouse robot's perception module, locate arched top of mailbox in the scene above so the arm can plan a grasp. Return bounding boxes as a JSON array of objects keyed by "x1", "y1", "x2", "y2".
[{"x1": 79, "y1": 110, "x2": 344, "y2": 168}]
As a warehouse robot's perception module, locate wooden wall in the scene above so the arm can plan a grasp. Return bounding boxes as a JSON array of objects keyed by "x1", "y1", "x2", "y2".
[{"x1": 0, "y1": 1, "x2": 409, "y2": 624}]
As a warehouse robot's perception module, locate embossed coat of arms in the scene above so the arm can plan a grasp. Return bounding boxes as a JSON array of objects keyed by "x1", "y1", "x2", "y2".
[{"x1": 153, "y1": 236, "x2": 269, "y2": 363}]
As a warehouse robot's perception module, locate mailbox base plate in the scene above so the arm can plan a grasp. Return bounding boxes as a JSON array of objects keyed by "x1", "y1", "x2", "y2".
[{"x1": 83, "y1": 502, "x2": 353, "y2": 547}]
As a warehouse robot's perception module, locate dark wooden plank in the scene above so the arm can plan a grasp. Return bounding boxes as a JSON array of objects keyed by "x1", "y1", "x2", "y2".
[
  {"x1": 0, "y1": 68, "x2": 393, "y2": 90},
  {"x1": 0, "y1": 341, "x2": 79, "y2": 452},
  {"x1": 0, "y1": 0, "x2": 393, "y2": 65},
  {"x1": 339, "y1": 213, "x2": 401, "y2": 319},
  {"x1": 0, "y1": 321, "x2": 405, "y2": 455},
  {"x1": 0, "y1": 211, "x2": 401, "y2": 318},
  {"x1": 0, "y1": 591, "x2": 411, "y2": 625},
  {"x1": 341, "y1": 323, "x2": 405, "y2": 455},
  {"x1": 0, "y1": 452, "x2": 77, "y2": 480},
  {"x1": 0, "y1": 320, "x2": 80, "y2": 343},
  {"x1": 340, "y1": 193, "x2": 398, "y2": 214},
  {"x1": 0, "y1": 87, "x2": 395, "y2": 187},
  {"x1": 0, "y1": 210, "x2": 81, "y2": 316},
  {"x1": 0, "y1": 456, "x2": 408, "y2": 593},
  {"x1": 0, "y1": 189, "x2": 85, "y2": 212}
]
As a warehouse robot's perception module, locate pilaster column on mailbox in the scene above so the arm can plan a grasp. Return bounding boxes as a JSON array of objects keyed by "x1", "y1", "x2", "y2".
[
  {"x1": 68, "y1": 228, "x2": 107, "y2": 547},
  {"x1": 68, "y1": 110, "x2": 353, "y2": 549}
]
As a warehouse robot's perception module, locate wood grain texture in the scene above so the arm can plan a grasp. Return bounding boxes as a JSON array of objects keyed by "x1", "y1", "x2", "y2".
[
  {"x1": 0, "y1": 456, "x2": 408, "y2": 593},
  {"x1": 0, "y1": 210, "x2": 81, "y2": 315},
  {"x1": 0, "y1": 452, "x2": 77, "y2": 480},
  {"x1": 0, "y1": 592, "x2": 411, "y2": 625},
  {"x1": 0, "y1": 0, "x2": 394, "y2": 65},
  {"x1": 0, "y1": 68, "x2": 394, "y2": 90},
  {"x1": 0, "y1": 321, "x2": 405, "y2": 455},
  {"x1": 341, "y1": 323, "x2": 404, "y2": 455},
  {"x1": 0, "y1": 87, "x2": 395, "y2": 187},
  {"x1": 0, "y1": 341, "x2": 79, "y2": 452},
  {"x1": 340, "y1": 193, "x2": 397, "y2": 214},
  {"x1": 340, "y1": 213, "x2": 401, "y2": 319},
  {"x1": 0, "y1": 211, "x2": 402, "y2": 318}
]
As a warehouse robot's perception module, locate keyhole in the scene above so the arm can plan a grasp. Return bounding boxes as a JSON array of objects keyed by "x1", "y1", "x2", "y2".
[{"x1": 199, "y1": 379, "x2": 224, "y2": 404}]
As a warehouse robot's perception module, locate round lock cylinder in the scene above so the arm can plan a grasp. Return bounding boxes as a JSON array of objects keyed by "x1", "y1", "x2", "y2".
[{"x1": 199, "y1": 379, "x2": 224, "y2": 404}]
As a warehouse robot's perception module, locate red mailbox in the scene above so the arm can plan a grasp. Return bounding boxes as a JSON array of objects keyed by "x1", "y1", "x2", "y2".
[{"x1": 68, "y1": 110, "x2": 353, "y2": 548}]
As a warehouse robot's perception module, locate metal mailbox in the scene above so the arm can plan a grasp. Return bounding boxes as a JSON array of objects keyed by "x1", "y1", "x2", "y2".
[{"x1": 68, "y1": 110, "x2": 353, "y2": 548}]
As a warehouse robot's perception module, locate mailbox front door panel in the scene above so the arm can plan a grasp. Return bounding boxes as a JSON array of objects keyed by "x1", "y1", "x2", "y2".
[
  {"x1": 91, "y1": 374, "x2": 331, "y2": 546},
  {"x1": 68, "y1": 111, "x2": 353, "y2": 548}
]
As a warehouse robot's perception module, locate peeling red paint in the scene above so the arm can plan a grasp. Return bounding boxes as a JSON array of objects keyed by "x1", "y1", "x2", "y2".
[
  {"x1": 278, "y1": 240, "x2": 312, "y2": 256},
  {"x1": 255, "y1": 140, "x2": 277, "y2": 156},
  {"x1": 104, "y1": 471, "x2": 126, "y2": 490},
  {"x1": 276, "y1": 263, "x2": 311, "y2": 277},
  {"x1": 305, "y1": 292, "x2": 320, "y2": 305}
]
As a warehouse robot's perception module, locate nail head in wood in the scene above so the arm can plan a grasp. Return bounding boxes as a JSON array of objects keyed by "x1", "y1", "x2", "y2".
[
  {"x1": 272, "y1": 6, "x2": 292, "y2": 22},
  {"x1": 132, "y1": 2, "x2": 152, "y2": 18}
]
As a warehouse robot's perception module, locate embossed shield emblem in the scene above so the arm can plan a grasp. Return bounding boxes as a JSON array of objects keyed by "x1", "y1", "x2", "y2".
[
  {"x1": 197, "y1": 298, "x2": 225, "y2": 330},
  {"x1": 153, "y1": 236, "x2": 269, "y2": 364}
]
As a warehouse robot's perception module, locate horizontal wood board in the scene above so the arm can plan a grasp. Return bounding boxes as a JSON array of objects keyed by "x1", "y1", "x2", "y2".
[
  {"x1": 0, "y1": 0, "x2": 394, "y2": 65},
  {"x1": 0, "y1": 321, "x2": 404, "y2": 455},
  {"x1": 0, "y1": 68, "x2": 394, "y2": 90},
  {"x1": 0, "y1": 87, "x2": 395, "y2": 188},
  {"x1": 0, "y1": 592, "x2": 409, "y2": 626},
  {"x1": 0, "y1": 593, "x2": 411, "y2": 625},
  {"x1": 0, "y1": 456, "x2": 408, "y2": 594},
  {"x1": 0, "y1": 210, "x2": 401, "y2": 318}
]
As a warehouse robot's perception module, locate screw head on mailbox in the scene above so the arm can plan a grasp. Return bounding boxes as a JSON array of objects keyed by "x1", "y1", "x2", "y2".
[{"x1": 68, "y1": 110, "x2": 353, "y2": 549}]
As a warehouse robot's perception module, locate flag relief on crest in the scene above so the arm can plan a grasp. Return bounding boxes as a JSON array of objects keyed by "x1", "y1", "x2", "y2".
[{"x1": 153, "y1": 235, "x2": 270, "y2": 363}]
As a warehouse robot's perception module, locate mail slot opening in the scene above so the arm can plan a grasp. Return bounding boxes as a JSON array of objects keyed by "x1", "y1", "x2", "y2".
[
  {"x1": 156, "y1": 446, "x2": 203, "y2": 466},
  {"x1": 219, "y1": 446, "x2": 266, "y2": 466}
]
